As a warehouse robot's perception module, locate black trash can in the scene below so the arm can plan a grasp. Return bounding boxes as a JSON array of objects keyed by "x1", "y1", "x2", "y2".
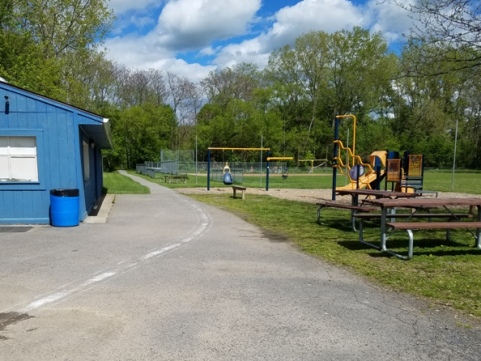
[{"x1": 50, "y1": 189, "x2": 80, "y2": 227}]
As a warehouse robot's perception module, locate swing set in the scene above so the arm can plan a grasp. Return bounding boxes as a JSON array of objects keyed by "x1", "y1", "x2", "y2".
[
  {"x1": 207, "y1": 147, "x2": 294, "y2": 191},
  {"x1": 298, "y1": 159, "x2": 328, "y2": 173},
  {"x1": 266, "y1": 156, "x2": 293, "y2": 190},
  {"x1": 207, "y1": 147, "x2": 270, "y2": 190}
]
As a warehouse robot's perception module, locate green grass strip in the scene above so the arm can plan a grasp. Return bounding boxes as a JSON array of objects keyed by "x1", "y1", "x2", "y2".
[{"x1": 103, "y1": 171, "x2": 150, "y2": 194}]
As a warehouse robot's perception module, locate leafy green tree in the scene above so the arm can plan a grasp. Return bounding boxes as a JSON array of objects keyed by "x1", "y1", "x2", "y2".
[
  {"x1": 201, "y1": 63, "x2": 261, "y2": 111},
  {"x1": 387, "y1": 44, "x2": 477, "y2": 167},
  {"x1": 106, "y1": 104, "x2": 176, "y2": 169},
  {"x1": 0, "y1": 0, "x2": 113, "y2": 106},
  {"x1": 0, "y1": 19, "x2": 64, "y2": 97},
  {"x1": 197, "y1": 63, "x2": 279, "y2": 160},
  {"x1": 265, "y1": 28, "x2": 397, "y2": 160},
  {"x1": 384, "y1": 1, "x2": 481, "y2": 168},
  {"x1": 327, "y1": 27, "x2": 396, "y2": 117},
  {"x1": 456, "y1": 69, "x2": 481, "y2": 169}
]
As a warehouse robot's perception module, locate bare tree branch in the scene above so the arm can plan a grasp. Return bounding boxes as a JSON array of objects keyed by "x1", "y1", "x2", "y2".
[{"x1": 388, "y1": 0, "x2": 481, "y2": 75}]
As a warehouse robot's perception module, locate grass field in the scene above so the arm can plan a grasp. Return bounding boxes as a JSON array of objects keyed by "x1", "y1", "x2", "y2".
[
  {"x1": 122, "y1": 169, "x2": 481, "y2": 194},
  {"x1": 106, "y1": 170, "x2": 481, "y2": 321},
  {"x1": 103, "y1": 171, "x2": 150, "y2": 194}
]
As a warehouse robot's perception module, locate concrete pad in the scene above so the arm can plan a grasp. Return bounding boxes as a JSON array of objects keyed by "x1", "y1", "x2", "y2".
[{"x1": 83, "y1": 194, "x2": 115, "y2": 224}]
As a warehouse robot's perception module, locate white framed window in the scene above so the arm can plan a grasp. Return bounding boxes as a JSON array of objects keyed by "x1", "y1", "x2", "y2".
[{"x1": 0, "y1": 136, "x2": 39, "y2": 182}]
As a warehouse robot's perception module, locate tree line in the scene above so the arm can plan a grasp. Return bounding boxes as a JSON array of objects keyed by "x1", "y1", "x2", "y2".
[{"x1": 1, "y1": 0, "x2": 480, "y2": 170}]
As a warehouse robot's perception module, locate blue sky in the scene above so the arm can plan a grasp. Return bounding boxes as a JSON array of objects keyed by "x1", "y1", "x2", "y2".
[{"x1": 104, "y1": 0, "x2": 414, "y2": 82}]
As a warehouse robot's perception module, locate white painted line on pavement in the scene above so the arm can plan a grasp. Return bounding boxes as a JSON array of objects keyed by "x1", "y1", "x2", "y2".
[
  {"x1": 142, "y1": 243, "x2": 181, "y2": 260},
  {"x1": 19, "y1": 201, "x2": 212, "y2": 313},
  {"x1": 181, "y1": 204, "x2": 211, "y2": 243},
  {"x1": 24, "y1": 292, "x2": 70, "y2": 311},
  {"x1": 83, "y1": 271, "x2": 117, "y2": 285}
]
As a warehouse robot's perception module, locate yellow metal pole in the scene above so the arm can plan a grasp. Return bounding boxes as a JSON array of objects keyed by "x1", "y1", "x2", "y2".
[
  {"x1": 208, "y1": 147, "x2": 270, "y2": 151},
  {"x1": 352, "y1": 114, "x2": 357, "y2": 165},
  {"x1": 266, "y1": 157, "x2": 293, "y2": 161},
  {"x1": 335, "y1": 114, "x2": 357, "y2": 166}
]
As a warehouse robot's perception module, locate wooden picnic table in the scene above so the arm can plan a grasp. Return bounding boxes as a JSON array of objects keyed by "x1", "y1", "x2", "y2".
[
  {"x1": 163, "y1": 174, "x2": 189, "y2": 184},
  {"x1": 359, "y1": 197, "x2": 481, "y2": 259},
  {"x1": 336, "y1": 189, "x2": 420, "y2": 207},
  {"x1": 317, "y1": 189, "x2": 419, "y2": 230}
]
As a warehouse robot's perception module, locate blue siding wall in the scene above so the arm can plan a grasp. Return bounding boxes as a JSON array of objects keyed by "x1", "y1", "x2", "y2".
[{"x1": 0, "y1": 84, "x2": 107, "y2": 224}]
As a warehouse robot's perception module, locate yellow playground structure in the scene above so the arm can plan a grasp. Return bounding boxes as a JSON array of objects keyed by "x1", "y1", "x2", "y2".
[
  {"x1": 331, "y1": 114, "x2": 425, "y2": 199},
  {"x1": 334, "y1": 148, "x2": 387, "y2": 191},
  {"x1": 332, "y1": 114, "x2": 386, "y2": 191}
]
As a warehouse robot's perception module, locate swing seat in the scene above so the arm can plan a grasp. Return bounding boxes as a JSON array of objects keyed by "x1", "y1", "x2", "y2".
[{"x1": 223, "y1": 172, "x2": 233, "y2": 185}]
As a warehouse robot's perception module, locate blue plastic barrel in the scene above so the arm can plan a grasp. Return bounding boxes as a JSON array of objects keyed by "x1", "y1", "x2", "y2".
[{"x1": 50, "y1": 189, "x2": 80, "y2": 227}]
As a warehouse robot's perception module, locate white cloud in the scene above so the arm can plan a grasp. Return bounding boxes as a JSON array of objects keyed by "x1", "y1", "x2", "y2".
[
  {"x1": 214, "y1": 37, "x2": 268, "y2": 69},
  {"x1": 105, "y1": 34, "x2": 166, "y2": 68},
  {"x1": 212, "y1": 0, "x2": 415, "y2": 69},
  {"x1": 162, "y1": 59, "x2": 216, "y2": 83},
  {"x1": 104, "y1": 0, "x2": 415, "y2": 83},
  {"x1": 154, "y1": 0, "x2": 261, "y2": 50},
  {"x1": 130, "y1": 14, "x2": 156, "y2": 29},
  {"x1": 271, "y1": 0, "x2": 365, "y2": 40},
  {"x1": 105, "y1": 0, "x2": 261, "y2": 80},
  {"x1": 199, "y1": 46, "x2": 217, "y2": 56},
  {"x1": 367, "y1": 0, "x2": 414, "y2": 43},
  {"x1": 104, "y1": 33, "x2": 215, "y2": 83},
  {"x1": 213, "y1": 0, "x2": 366, "y2": 69}
]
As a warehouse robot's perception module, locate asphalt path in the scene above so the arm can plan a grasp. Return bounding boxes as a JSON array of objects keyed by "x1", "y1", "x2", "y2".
[{"x1": 0, "y1": 172, "x2": 480, "y2": 360}]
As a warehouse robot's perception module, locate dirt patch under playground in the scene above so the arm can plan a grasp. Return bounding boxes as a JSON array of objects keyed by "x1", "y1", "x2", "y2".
[{"x1": 176, "y1": 187, "x2": 479, "y2": 204}]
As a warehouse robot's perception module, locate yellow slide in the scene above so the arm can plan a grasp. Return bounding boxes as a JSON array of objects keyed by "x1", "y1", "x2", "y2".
[
  {"x1": 336, "y1": 172, "x2": 381, "y2": 190},
  {"x1": 336, "y1": 151, "x2": 387, "y2": 191}
]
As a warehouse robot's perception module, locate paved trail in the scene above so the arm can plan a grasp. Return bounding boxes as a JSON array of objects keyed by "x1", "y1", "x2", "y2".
[{"x1": 0, "y1": 172, "x2": 480, "y2": 360}]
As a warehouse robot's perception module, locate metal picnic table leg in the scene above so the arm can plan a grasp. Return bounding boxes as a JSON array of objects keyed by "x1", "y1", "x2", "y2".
[
  {"x1": 351, "y1": 211, "x2": 358, "y2": 232},
  {"x1": 350, "y1": 194, "x2": 359, "y2": 231},
  {"x1": 316, "y1": 205, "x2": 325, "y2": 225},
  {"x1": 358, "y1": 218, "x2": 381, "y2": 251},
  {"x1": 476, "y1": 205, "x2": 481, "y2": 249},
  {"x1": 352, "y1": 194, "x2": 359, "y2": 207},
  {"x1": 380, "y1": 205, "x2": 414, "y2": 260},
  {"x1": 380, "y1": 206, "x2": 388, "y2": 253}
]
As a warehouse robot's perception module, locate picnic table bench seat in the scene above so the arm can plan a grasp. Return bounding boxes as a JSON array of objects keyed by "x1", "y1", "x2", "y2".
[
  {"x1": 358, "y1": 220, "x2": 481, "y2": 260},
  {"x1": 316, "y1": 200, "x2": 377, "y2": 227},
  {"x1": 354, "y1": 212, "x2": 473, "y2": 220},
  {"x1": 387, "y1": 221, "x2": 481, "y2": 231},
  {"x1": 164, "y1": 174, "x2": 189, "y2": 183}
]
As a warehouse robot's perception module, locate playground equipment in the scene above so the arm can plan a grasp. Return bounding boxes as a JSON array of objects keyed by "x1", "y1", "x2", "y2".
[
  {"x1": 331, "y1": 114, "x2": 426, "y2": 200},
  {"x1": 387, "y1": 152, "x2": 425, "y2": 193},
  {"x1": 401, "y1": 153, "x2": 424, "y2": 192},
  {"x1": 207, "y1": 147, "x2": 270, "y2": 191},
  {"x1": 222, "y1": 162, "x2": 233, "y2": 185},
  {"x1": 298, "y1": 159, "x2": 328, "y2": 173},
  {"x1": 266, "y1": 156, "x2": 294, "y2": 191},
  {"x1": 331, "y1": 114, "x2": 387, "y2": 199},
  {"x1": 210, "y1": 167, "x2": 244, "y2": 184},
  {"x1": 334, "y1": 149, "x2": 387, "y2": 191}
]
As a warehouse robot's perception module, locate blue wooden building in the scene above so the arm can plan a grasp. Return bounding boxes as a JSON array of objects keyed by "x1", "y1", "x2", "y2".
[{"x1": 0, "y1": 81, "x2": 113, "y2": 224}]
